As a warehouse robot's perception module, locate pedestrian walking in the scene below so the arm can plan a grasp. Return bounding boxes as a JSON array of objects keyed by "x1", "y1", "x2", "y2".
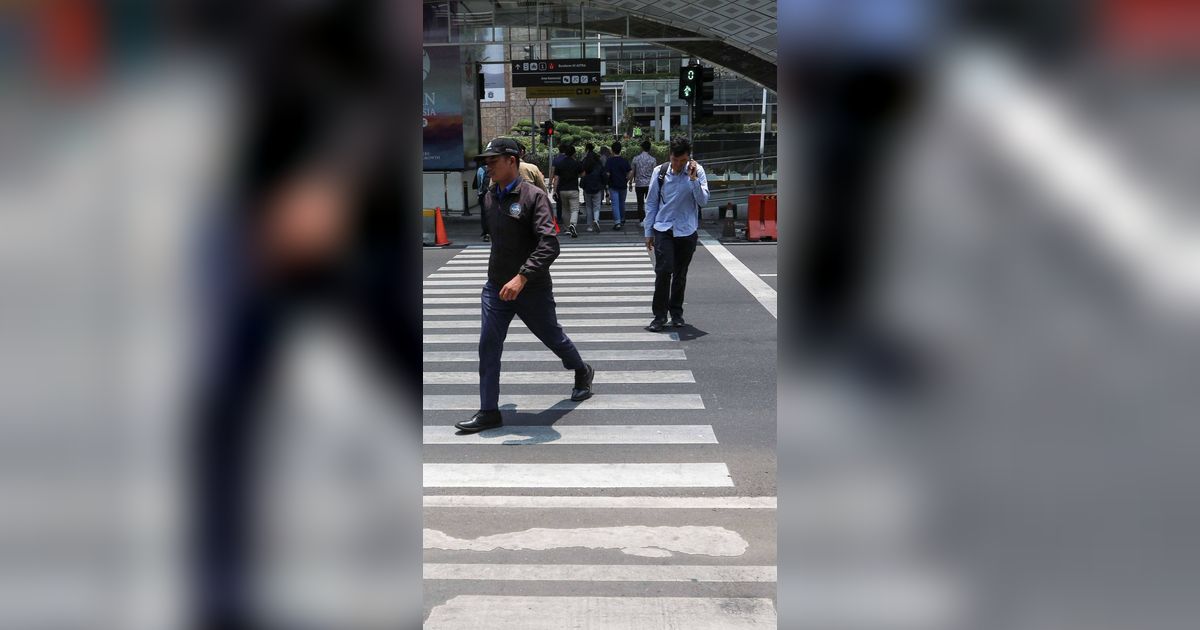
[
  {"x1": 604, "y1": 142, "x2": 632, "y2": 230},
  {"x1": 551, "y1": 144, "x2": 567, "y2": 223},
  {"x1": 516, "y1": 141, "x2": 548, "y2": 194},
  {"x1": 579, "y1": 142, "x2": 604, "y2": 232},
  {"x1": 644, "y1": 137, "x2": 709, "y2": 331},
  {"x1": 549, "y1": 144, "x2": 583, "y2": 238},
  {"x1": 456, "y1": 137, "x2": 595, "y2": 433},
  {"x1": 473, "y1": 163, "x2": 491, "y2": 241},
  {"x1": 631, "y1": 140, "x2": 656, "y2": 224},
  {"x1": 598, "y1": 145, "x2": 611, "y2": 206}
]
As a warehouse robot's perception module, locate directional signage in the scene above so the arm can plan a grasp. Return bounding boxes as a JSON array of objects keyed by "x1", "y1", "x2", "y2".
[
  {"x1": 513, "y1": 58, "x2": 601, "y2": 88},
  {"x1": 526, "y1": 86, "x2": 602, "y2": 99}
]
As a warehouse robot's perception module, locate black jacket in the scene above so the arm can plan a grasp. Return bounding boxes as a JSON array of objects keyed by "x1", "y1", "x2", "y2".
[{"x1": 482, "y1": 177, "x2": 559, "y2": 288}]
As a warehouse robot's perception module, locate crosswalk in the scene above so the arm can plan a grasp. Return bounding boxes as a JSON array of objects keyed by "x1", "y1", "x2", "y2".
[{"x1": 423, "y1": 243, "x2": 777, "y2": 628}]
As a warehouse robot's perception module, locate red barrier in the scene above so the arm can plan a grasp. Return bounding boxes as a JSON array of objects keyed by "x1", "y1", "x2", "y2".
[{"x1": 746, "y1": 194, "x2": 777, "y2": 241}]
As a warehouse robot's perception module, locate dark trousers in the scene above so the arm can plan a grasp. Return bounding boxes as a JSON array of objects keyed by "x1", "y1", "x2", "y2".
[
  {"x1": 651, "y1": 229, "x2": 699, "y2": 320},
  {"x1": 634, "y1": 186, "x2": 649, "y2": 221},
  {"x1": 192, "y1": 220, "x2": 418, "y2": 628},
  {"x1": 479, "y1": 281, "x2": 584, "y2": 410},
  {"x1": 794, "y1": 60, "x2": 918, "y2": 346}
]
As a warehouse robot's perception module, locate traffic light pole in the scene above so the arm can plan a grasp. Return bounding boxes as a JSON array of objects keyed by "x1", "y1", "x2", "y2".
[{"x1": 688, "y1": 100, "x2": 694, "y2": 145}]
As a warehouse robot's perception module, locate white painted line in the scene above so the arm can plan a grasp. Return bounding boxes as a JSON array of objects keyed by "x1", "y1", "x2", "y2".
[
  {"x1": 700, "y1": 235, "x2": 777, "y2": 318},
  {"x1": 759, "y1": 273, "x2": 777, "y2": 277},
  {"x1": 423, "y1": 332, "x2": 676, "y2": 343},
  {"x1": 424, "y1": 318, "x2": 655, "y2": 329},
  {"x1": 423, "y1": 370, "x2": 695, "y2": 384},
  {"x1": 446, "y1": 258, "x2": 650, "y2": 265},
  {"x1": 423, "y1": 495, "x2": 777, "y2": 509},
  {"x1": 426, "y1": 277, "x2": 654, "y2": 285},
  {"x1": 422, "y1": 394, "x2": 704, "y2": 411},
  {"x1": 424, "y1": 566, "x2": 776, "y2": 582},
  {"x1": 424, "y1": 296, "x2": 651, "y2": 304},
  {"x1": 423, "y1": 424, "x2": 714, "y2": 444},
  {"x1": 422, "y1": 462, "x2": 732, "y2": 487},
  {"x1": 424, "y1": 595, "x2": 778, "y2": 630},
  {"x1": 425, "y1": 525, "x2": 747, "y2": 557},
  {"x1": 425, "y1": 286, "x2": 654, "y2": 295},
  {"x1": 425, "y1": 306, "x2": 651, "y2": 316},
  {"x1": 951, "y1": 48, "x2": 1200, "y2": 313},
  {"x1": 429, "y1": 270, "x2": 654, "y2": 278},
  {"x1": 439, "y1": 264, "x2": 649, "y2": 272},
  {"x1": 423, "y1": 349, "x2": 686, "y2": 362}
]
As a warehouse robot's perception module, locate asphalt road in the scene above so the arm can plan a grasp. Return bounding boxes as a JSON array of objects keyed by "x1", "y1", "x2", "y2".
[{"x1": 421, "y1": 237, "x2": 779, "y2": 627}]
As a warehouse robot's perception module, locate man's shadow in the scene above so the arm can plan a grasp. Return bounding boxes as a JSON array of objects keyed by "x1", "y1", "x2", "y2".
[
  {"x1": 453, "y1": 405, "x2": 575, "y2": 444},
  {"x1": 644, "y1": 324, "x2": 708, "y2": 342},
  {"x1": 668, "y1": 324, "x2": 708, "y2": 342}
]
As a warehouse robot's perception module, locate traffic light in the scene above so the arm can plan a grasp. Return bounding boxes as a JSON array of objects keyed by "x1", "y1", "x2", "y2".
[
  {"x1": 679, "y1": 64, "x2": 699, "y2": 102},
  {"x1": 697, "y1": 66, "x2": 715, "y2": 119},
  {"x1": 544, "y1": 119, "x2": 555, "y2": 145}
]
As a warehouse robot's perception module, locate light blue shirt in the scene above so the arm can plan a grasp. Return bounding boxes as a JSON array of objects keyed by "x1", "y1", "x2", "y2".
[{"x1": 644, "y1": 162, "x2": 709, "y2": 238}]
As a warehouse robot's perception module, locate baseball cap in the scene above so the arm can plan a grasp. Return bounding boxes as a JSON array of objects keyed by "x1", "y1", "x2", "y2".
[{"x1": 476, "y1": 137, "x2": 521, "y2": 160}]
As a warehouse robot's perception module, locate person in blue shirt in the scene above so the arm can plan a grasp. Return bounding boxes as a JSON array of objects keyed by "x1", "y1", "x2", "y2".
[
  {"x1": 603, "y1": 142, "x2": 633, "y2": 230},
  {"x1": 643, "y1": 137, "x2": 709, "y2": 331}
]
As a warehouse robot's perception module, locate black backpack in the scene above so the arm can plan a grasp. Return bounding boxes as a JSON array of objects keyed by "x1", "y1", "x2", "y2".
[{"x1": 580, "y1": 153, "x2": 604, "y2": 194}]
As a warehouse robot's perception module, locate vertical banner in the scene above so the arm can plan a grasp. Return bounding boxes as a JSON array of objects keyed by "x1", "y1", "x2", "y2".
[{"x1": 423, "y1": 4, "x2": 465, "y2": 170}]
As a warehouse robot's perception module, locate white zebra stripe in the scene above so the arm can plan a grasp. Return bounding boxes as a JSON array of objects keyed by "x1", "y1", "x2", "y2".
[
  {"x1": 422, "y1": 496, "x2": 777, "y2": 509},
  {"x1": 422, "y1": 394, "x2": 703, "y2": 411},
  {"x1": 422, "y1": 462, "x2": 730, "y2": 487},
  {"x1": 422, "y1": 423, "x2": 714, "y2": 444},
  {"x1": 424, "y1": 296, "x2": 650, "y2": 304},
  {"x1": 424, "y1": 318, "x2": 654, "y2": 329},
  {"x1": 423, "y1": 369, "x2": 694, "y2": 384},
  {"x1": 424, "y1": 306, "x2": 651, "y2": 316},
  {"x1": 424, "y1": 286, "x2": 653, "y2": 295},
  {"x1": 423, "y1": 349, "x2": 686, "y2": 362},
  {"x1": 423, "y1": 332, "x2": 675, "y2": 343},
  {"x1": 423, "y1": 596, "x2": 777, "y2": 629}
]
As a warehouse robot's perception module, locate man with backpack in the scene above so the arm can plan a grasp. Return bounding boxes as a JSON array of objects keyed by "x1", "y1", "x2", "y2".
[
  {"x1": 579, "y1": 143, "x2": 604, "y2": 232},
  {"x1": 604, "y1": 141, "x2": 633, "y2": 230},
  {"x1": 643, "y1": 137, "x2": 709, "y2": 331}
]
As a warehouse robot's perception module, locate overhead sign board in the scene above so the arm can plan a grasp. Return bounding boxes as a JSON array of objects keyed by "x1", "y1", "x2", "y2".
[
  {"x1": 513, "y1": 58, "x2": 601, "y2": 88},
  {"x1": 526, "y1": 86, "x2": 602, "y2": 98}
]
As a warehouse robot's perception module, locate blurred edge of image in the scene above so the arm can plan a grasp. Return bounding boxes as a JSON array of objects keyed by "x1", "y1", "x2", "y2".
[
  {"x1": 779, "y1": 1, "x2": 1200, "y2": 630},
  {"x1": 1, "y1": 1, "x2": 423, "y2": 629},
  {"x1": 5, "y1": 0, "x2": 1200, "y2": 629}
]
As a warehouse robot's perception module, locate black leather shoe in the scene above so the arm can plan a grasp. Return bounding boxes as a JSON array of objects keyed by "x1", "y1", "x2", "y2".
[
  {"x1": 646, "y1": 318, "x2": 666, "y2": 332},
  {"x1": 455, "y1": 410, "x2": 502, "y2": 433},
  {"x1": 670, "y1": 316, "x2": 686, "y2": 328},
  {"x1": 571, "y1": 364, "x2": 595, "y2": 401}
]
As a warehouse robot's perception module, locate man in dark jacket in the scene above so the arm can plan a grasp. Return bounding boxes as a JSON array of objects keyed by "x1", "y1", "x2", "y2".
[{"x1": 455, "y1": 138, "x2": 595, "y2": 433}]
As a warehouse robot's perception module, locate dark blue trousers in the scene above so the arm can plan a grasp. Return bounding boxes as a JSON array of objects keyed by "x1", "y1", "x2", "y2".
[{"x1": 479, "y1": 281, "x2": 585, "y2": 411}]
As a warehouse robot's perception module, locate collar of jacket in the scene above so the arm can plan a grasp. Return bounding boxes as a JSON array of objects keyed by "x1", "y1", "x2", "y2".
[{"x1": 491, "y1": 175, "x2": 525, "y2": 199}]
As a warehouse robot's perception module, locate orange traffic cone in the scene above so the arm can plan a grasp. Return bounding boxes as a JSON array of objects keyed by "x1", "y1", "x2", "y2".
[{"x1": 433, "y1": 206, "x2": 452, "y2": 247}]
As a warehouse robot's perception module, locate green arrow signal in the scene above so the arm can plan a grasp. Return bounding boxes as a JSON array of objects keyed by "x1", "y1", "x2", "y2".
[{"x1": 684, "y1": 86, "x2": 692, "y2": 97}]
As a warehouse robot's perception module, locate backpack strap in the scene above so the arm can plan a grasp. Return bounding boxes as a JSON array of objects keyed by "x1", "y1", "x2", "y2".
[
  {"x1": 656, "y1": 162, "x2": 702, "y2": 213},
  {"x1": 656, "y1": 163, "x2": 669, "y2": 205}
]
